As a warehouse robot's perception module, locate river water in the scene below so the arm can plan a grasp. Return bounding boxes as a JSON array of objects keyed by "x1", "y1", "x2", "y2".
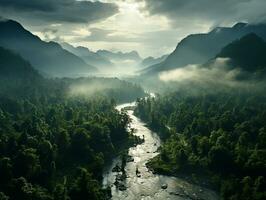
[{"x1": 102, "y1": 102, "x2": 220, "y2": 200}]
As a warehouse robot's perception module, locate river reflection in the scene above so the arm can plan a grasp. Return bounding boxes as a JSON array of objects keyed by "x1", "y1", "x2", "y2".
[{"x1": 102, "y1": 103, "x2": 220, "y2": 200}]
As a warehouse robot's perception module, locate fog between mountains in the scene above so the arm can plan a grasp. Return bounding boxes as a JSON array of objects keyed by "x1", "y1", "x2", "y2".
[{"x1": 159, "y1": 58, "x2": 245, "y2": 87}]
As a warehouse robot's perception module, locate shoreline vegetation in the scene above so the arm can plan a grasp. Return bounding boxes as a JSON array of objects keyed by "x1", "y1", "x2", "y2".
[
  {"x1": 1, "y1": 15, "x2": 266, "y2": 200},
  {"x1": 134, "y1": 89, "x2": 266, "y2": 200},
  {"x1": 0, "y1": 53, "x2": 146, "y2": 200}
]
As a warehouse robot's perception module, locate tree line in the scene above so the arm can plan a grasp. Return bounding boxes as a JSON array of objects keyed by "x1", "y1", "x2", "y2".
[
  {"x1": 135, "y1": 88, "x2": 266, "y2": 200},
  {"x1": 0, "y1": 51, "x2": 145, "y2": 199}
]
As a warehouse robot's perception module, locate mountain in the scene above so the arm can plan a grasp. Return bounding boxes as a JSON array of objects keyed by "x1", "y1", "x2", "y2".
[
  {"x1": 61, "y1": 43, "x2": 143, "y2": 74},
  {"x1": 0, "y1": 46, "x2": 44, "y2": 96},
  {"x1": 216, "y1": 33, "x2": 266, "y2": 73},
  {"x1": 144, "y1": 22, "x2": 266, "y2": 75},
  {"x1": 141, "y1": 55, "x2": 168, "y2": 68},
  {"x1": 97, "y1": 50, "x2": 142, "y2": 62},
  {"x1": 96, "y1": 49, "x2": 143, "y2": 75},
  {"x1": 0, "y1": 46, "x2": 41, "y2": 80},
  {"x1": 0, "y1": 19, "x2": 97, "y2": 77},
  {"x1": 61, "y1": 43, "x2": 114, "y2": 70}
]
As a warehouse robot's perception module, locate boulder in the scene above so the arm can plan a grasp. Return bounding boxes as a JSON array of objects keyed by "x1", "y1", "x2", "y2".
[{"x1": 161, "y1": 183, "x2": 168, "y2": 189}]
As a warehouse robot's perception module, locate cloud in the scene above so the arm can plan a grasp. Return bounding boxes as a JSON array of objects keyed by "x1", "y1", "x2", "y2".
[
  {"x1": 2, "y1": 0, "x2": 264, "y2": 58},
  {"x1": 0, "y1": 0, "x2": 56, "y2": 12},
  {"x1": 139, "y1": 0, "x2": 266, "y2": 26},
  {"x1": 41, "y1": 28, "x2": 61, "y2": 41},
  {"x1": 157, "y1": 57, "x2": 266, "y2": 95},
  {"x1": 159, "y1": 58, "x2": 244, "y2": 87},
  {"x1": 74, "y1": 28, "x2": 141, "y2": 43},
  {"x1": 86, "y1": 28, "x2": 114, "y2": 41},
  {"x1": 0, "y1": 0, "x2": 118, "y2": 24},
  {"x1": 78, "y1": 27, "x2": 187, "y2": 45}
]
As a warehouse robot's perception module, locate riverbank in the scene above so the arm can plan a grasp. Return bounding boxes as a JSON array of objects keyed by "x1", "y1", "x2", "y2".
[
  {"x1": 146, "y1": 154, "x2": 220, "y2": 192},
  {"x1": 133, "y1": 101, "x2": 222, "y2": 198},
  {"x1": 102, "y1": 103, "x2": 220, "y2": 200}
]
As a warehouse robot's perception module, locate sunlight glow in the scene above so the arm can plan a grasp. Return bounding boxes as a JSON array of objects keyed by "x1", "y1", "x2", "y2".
[
  {"x1": 73, "y1": 0, "x2": 171, "y2": 57},
  {"x1": 120, "y1": 1, "x2": 140, "y2": 13},
  {"x1": 72, "y1": 28, "x2": 91, "y2": 36}
]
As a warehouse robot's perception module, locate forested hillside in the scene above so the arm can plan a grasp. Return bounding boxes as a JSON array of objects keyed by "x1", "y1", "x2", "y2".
[
  {"x1": 0, "y1": 94, "x2": 142, "y2": 200},
  {"x1": 0, "y1": 46, "x2": 145, "y2": 200},
  {"x1": 1, "y1": 1, "x2": 266, "y2": 199}
]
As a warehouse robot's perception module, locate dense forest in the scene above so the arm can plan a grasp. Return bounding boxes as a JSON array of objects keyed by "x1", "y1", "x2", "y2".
[
  {"x1": 135, "y1": 88, "x2": 266, "y2": 200},
  {"x1": 0, "y1": 46, "x2": 146, "y2": 103},
  {"x1": 0, "y1": 47, "x2": 145, "y2": 200},
  {"x1": 2, "y1": 7, "x2": 266, "y2": 199}
]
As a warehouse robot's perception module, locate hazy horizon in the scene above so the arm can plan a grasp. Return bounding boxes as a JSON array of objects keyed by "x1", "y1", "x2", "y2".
[
  {"x1": 1, "y1": 0, "x2": 266, "y2": 58},
  {"x1": 1, "y1": 1, "x2": 266, "y2": 200}
]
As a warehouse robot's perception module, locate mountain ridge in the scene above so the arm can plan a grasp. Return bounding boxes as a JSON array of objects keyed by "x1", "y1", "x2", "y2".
[
  {"x1": 216, "y1": 33, "x2": 266, "y2": 73},
  {"x1": 141, "y1": 55, "x2": 168, "y2": 68},
  {"x1": 143, "y1": 22, "x2": 266, "y2": 75},
  {"x1": 61, "y1": 42, "x2": 114, "y2": 71},
  {"x1": 0, "y1": 19, "x2": 97, "y2": 77},
  {"x1": 97, "y1": 49, "x2": 142, "y2": 62},
  {"x1": 0, "y1": 46, "x2": 41, "y2": 80}
]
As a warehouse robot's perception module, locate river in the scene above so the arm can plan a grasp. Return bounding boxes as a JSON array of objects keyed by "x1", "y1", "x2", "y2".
[{"x1": 102, "y1": 102, "x2": 220, "y2": 200}]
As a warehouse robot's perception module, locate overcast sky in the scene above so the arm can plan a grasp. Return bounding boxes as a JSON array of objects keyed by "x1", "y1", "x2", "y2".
[{"x1": 1, "y1": 0, "x2": 266, "y2": 57}]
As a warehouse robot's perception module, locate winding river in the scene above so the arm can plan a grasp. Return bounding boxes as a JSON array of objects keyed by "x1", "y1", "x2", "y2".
[{"x1": 102, "y1": 102, "x2": 220, "y2": 200}]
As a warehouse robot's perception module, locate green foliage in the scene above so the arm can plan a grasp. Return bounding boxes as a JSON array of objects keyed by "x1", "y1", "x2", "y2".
[
  {"x1": 0, "y1": 90, "x2": 139, "y2": 199},
  {"x1": 0, "y1": 45, "x2": 146, "y2": 102},
  {"x1": 0, "y1": 49, "x2": 145, "y2": 199},
  {"x1": 135, "y1": 90, "x2": 266, "y2": 199}
]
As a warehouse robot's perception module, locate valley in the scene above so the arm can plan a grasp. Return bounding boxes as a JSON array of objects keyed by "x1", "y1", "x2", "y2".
[
  {"x1": 1, "y1": 2, "x2": 266, "y2": 199},
  {"x1": 103, "y1": 103, "x2": 219, "y2": 200}
]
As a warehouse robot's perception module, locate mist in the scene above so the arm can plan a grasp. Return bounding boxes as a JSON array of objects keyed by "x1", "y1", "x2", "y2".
[
  {"x1": 64, "y1": 77, "x2": 146, "y2": 103},
  {"x1": 68, "y1": 81, "x2": 113, "y2": 97},
  {"x1": 158, "y1": 58, "x2": 257, "y2": 88}
]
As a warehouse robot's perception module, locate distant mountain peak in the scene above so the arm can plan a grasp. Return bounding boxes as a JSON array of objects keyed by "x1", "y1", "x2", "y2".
[
  {"x1": 142, "y1": 22, "x2": 266, "y2": 76},
  {"x1": 141, "y1": 55, "x2": 168, "y2": 69},
  {"x1": 233, "y1": 22, "x2": 248, "y2": 29},
  {"x1": 212, "y1": 22, "x2": 248, "y2": 32},
  {"x1": 97, "y1": 49, "x2": 142, "y2": 61},
  {"x1": 0, "y1": 19, "x2": 32, "y2": 37},
  {"x1": 0, "y1": 19, "x2": 97, "y2": 77},
  {"x1": 0, "y1": 19, "x2": 21, "y2": 27},
  {"x1": 129, "y1": 50, "x2": 139, "y2": 54},
  {"x1": 76, "y1": 46, "x2": 91, "y2": 51},
  {"x1": 61, "y1": 42, "x2": 114, "y2": 70},
  {"x1": 217, "y1": 33, "x2": 266, "y2": 72}
]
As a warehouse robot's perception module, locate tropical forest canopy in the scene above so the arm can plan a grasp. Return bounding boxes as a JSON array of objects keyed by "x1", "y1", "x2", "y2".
[
  {"x1": 1, "y1": 2, "x2": 266, "y2": 199},
  {"x1": 0, "y1": 44, "x2": 145, "y2": 200}
]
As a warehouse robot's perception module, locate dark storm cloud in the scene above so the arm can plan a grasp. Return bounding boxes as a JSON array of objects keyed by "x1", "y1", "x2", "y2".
[
  {"x1": 0, "y1": 0, "x2": 55, "y2": 11},
  {"x1": 140, "y1": 0, "x2": 266, "y2": 25},
  {"x1": 0, "y1": 0, "x2": 118, "y2": 23}
]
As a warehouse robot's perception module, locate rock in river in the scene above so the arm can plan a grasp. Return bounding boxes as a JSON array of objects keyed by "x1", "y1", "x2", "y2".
[
  {"x1": 114, "y1": 181, "x2": 127, "y2": 191},
  {"x1": 112, "y1": 164, "x2": 121, "y2": 172},
  {"x1": 126, "y1": 156, "x2": 134, "y2": 162},
  {"x1": 161, "y1": 183, "x2": 168, "y2": 189}
]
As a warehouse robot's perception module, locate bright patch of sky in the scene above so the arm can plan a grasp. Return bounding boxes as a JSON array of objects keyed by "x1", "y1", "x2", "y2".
[{"x1": 4, "y1": 0, "x2": 262, "y2": 58}]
